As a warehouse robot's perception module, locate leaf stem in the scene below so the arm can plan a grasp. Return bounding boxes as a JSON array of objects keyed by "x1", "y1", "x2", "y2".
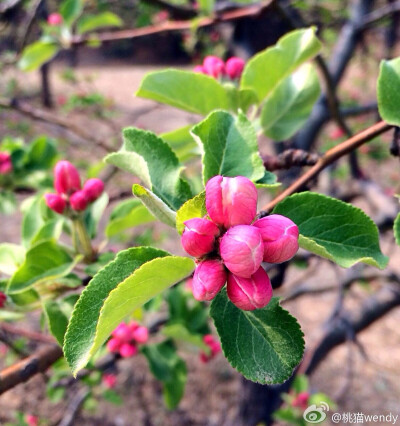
[{"x1": 73, "y1": 217, "x2": 95, "y2": 262}]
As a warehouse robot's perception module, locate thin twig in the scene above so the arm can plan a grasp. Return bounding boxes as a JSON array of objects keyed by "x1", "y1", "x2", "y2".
[
  {"x1": 58, "y1": 387, "x2": 90, "y2": 426},
  {"x1": 362, "y1": 0, "x2": 400, "y2": 27},
  {"x1": 0, "y1": 323, "x2": 56, "y2": 344}
]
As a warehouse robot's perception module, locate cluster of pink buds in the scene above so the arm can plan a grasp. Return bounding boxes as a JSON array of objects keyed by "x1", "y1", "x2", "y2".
[
  {"x1": 0, "y1": 292, "x2": 6, "y2": 308},
  {"x1": 181, "y1": 175, "x2": 299, "y2": 311},
  {"x1": 107, "y1": 321, "x2": 149, "y2": 358},
  {"x1": 0, "y1": 152, "x2": 12, "y2": 175},
  {"x1": 102, "y1": 373, "x2": 117, "y2": 389},
  {"x1": 194, "y1": 56, "x2": 245, "y2": 80},
  {"x1": 291, "y1": 391, "x2": 310, "y2": 410},
  {"x1": 47, "y1": 13, "x2": 63, "y2": 26},
  {"x1": 199, "y1": 334, "x2": 221, "y2": 363},
  {"x1": 44, "y1": 160, "x2": 104, "y2": 215}
]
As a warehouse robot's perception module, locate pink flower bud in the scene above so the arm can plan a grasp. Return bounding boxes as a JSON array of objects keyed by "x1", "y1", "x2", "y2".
[
  {"x1": 200, "y1": 334, "x2": 221, "y2": 362},
  {"x1": 292, "y1": 391, "x2": 310, "y2": 409},
  {"x1": 194, "y1": 65, "x2": 206, "y2": 74},
  {"x1": 103, "y1": 373, "x2": 117, "y2": 389},
  {"x1": 111, "y1": 323, "x2": 132, "y2": 342},
  {"x1": 119, "y1": 342, "x2": 138, "y2": 358},
  {"x1": 0, "y1": 160, "x2": 12, "y2": 175},
  {"x1": 205, "y1": 175, "x2": 257, "y2": 229},
  {"x1": 132, "y1": 326, "x2": 149, "y2": 344},
  {"x1": 69, "y1": 190, "x2": 88, "y2": 211},
  {"x1": 25, "y1": 415, "x2": 39, "y2": 426},
  {"x1": 203, "y1": 56, "x2": 225, "y2": 78},
  {"x1": 128, "y1": 321, "x2": 139, "y2": 333},
  {"x1": 253, "y1": 214, "x2": 299, "y2": 263},
  {"x1": 227, "y1": 266, "x2": 272, "y2": 310},
  {"x1": 225, "y1": 57, "x2": 245, "y2": 80},
  {"x1": 220, "y1": 225, "x2": 263, "y2": 278},
  {"x1": 0, "y1": 292, "x2": 6, "y2": 308},
  {"x1": 54, "y1": 161, "x2": 81, "y2": 195},
  {"x1": 83, "y1": 178, "x2": 104, "y2": 202},
  {"x1": 107, "y1": 337, "x2": 122, "y2": 353},
  {"x1": 181, "y1": 218, "x2": 220, "y2": 258},
  {"x1": 47, "y1": 13, "x2": 63, "y2": 26},
  {"x1": 44, "y1": 193, "x2": 66, "y2": 214},
  {"x1": 192, "y1": 259, "x2": 227, "y2": 301}
]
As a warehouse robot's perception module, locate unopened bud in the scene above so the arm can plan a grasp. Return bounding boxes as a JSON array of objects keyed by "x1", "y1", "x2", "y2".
[
  {"x1": 220, "y1": 225, "x2": 263, "y2": 278},
  {"x1": 253, "y1": 214, "x2": 299, "y2": 263},
  {"x1": 203, "y1": 56, "x2": 225, "y2": 78},
  {"x1": 132, "y1": 326, "x2": 149, "y2": 344},
  {"x1": 227, "y1": 266, "x2": 272, "y2": 311},
  {"x1": 83, "y1": 178, "x2": 104, "y2": 202},
  {"x1": 194, "y1": 65, "x2": 205, "y2": 74},
  {"x1": 0, "y1": 292, "x2": 6, "y2": 308},
  {"x1": 102, "y1": 373, "x2": 117, "y2": 389},
  {"x1": 181, "y1": 218, "x2": 219, "y2": 258},
  {"x1": 292, "y1": 391, "x2": 310, "y2": 409},
  {"x1": 225, "y1": 57, "x2": 245, "y2": 80},
  {"x1": 106, "y1": 337, "x2": 121, "y2": 353},
  {"x1": 205, "y1": 175, "x2": 257, "y2": 229},
  {"x1": 0, "y1": 152, "x2": 12, "y2": 175},
  {"x1": 47, "y1": 13, "x2": 63, "y2": 26},
  {"x1": 69, "y1": 190, "x2": 88, "y2": 211},
  {"x1": 192, "y1": 259, "x2": 227, "y2": 301},
  {"x1": 44, "y1": 193, "x2": 66, "y2": 214},
  {"x1": 119, "y1": 342, "x2": 138, "y2": 358},
  {"x1": 54, "y1": 161, "x2": 81, "y2": 195},
  {"x1": 112, "y1": 323, "x2": 132, "y2": 342}
]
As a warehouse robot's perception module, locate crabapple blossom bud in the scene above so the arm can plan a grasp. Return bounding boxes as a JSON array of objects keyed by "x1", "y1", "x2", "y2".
[
  {"x1": 112, "y1": 323, "x2": 132, "y2": 342},
  {"x1": 200, "y1": 334, "x2": 221, "y2": 363},
  {"x1": 69, "y1": 190, "x2": 88, "y2": 211},
  {"x1": 47, "y1": 13, "x2": 63, "y2": 26},
  {"x1": 181, "y1": 218, "x2": 220, "y2": 258},
  {"x1": 103, "y1": 373, "x2": 117, "y2": 389},
  {"x1": 132, "y1": 326, "x2": 149, "y2": 344},
  {"x1": 227, "y1": 266, "x2": 272, "y2": 311},
  {"x1": 25, "y1": 415, "x2": 39, "y2": 426},
  {"x1": 54, "y1": 161, "x2": 81, "y2": 195},
  {"x1": 220, "y1": 225, "x2": 263, "y2": 278},
  {"x1": 292, "y1": 392, "x2": 310, "y2": 409},
  {"x1": 194, "y1": 65, "x2": 205, "y2": 74},
  {"x1": 205, "y1": 175, "x2": 257, "y2": 229},
  {"x1": 119, "y1": 342, "x2": 138, "y2": 358},
  {"x1": 83, "y1": 178, "x2": 104, "y2": 202},
  {"x1": 225, "y1": 57, "x2": 245, "y2": 80},
  {"x1": 107, "y1": 337, "x2": 122, "y2": 353},
  {"x1": 253, "y1": 214, "x2": 299, "y2": 263},
  {"x1": 203, "y1": 56, "x2": 225, "y2": 78},
  {"x1": 44, "y1": 193, "x2": 66, "y2": 214},
  {"x1": 192, "y1": 259, "x2": 227, "y2": 301},
  {"x1": 0, "y1": 152, "x2": 12, "y2": 175},
  {"x1": 0, "y1": 292, "x2": 6, "y2": 308}
]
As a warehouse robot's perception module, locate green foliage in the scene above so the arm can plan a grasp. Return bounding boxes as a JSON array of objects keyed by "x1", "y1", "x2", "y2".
[
  {"x1": 394, "y1": 213, "x2": 400, "y2": 246},
  {"x1": 377, "y1": 57, "x2": 400, "y2": 126},
  {"x1": 161, "y1": 125, "x2": 199, "y2": 163},
  {"x1": 0, "y1": 244, "x2": 26, "y2": 276},
  {"x1": 18, "y1": 41, "x2": 59, "y2": 72},
  {"x1": 175, "y1": 192, "x2": 206, "y2": 234},
  {"x1": 211, "y1": 292, "x2": 304, "y2": 384},
  {"x1": 273, "y1": 192, "x2": 388, "y2": 269},
  {"x1": 261, "y1": 64, "x2": 320, "y2": 140},
  {"x1": 77, "y1": 12, "x2": 123, "y2": 34},
  {"x1": 60, "y1": 0, "x2": 83, "y2": 25},
  {"x1": 191, "y1": 111, "x2": 265, "y2": 184}
]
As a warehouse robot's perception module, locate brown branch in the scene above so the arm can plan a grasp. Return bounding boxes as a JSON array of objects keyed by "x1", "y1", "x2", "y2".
[
  {"x1": 70, "y1": 1, "x2": 274, "y2": 45},
  {"x1": 0, "y1": 344, "x2": 63, "y2": 394},
  {"x1": 0, "y1": 323, "x2": 56, "y2": 344},
  {"x1": 362, "y1": 0, "x2": 400, "y2": 28},
  {"x1": 0, "y1": 98, "x2": 115, "y2": 152},
  {"x1": 263, "y1": 149, "x2": 319, "y2": 171},
  {"x1": 261, "y1": 121, "x2": 392, "y2": 213}
]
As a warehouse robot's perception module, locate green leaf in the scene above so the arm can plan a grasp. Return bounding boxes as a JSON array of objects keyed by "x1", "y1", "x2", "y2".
[
  {"x1": 273, "y1": 192, "x2": 388, "y2": 269},
  {"x1": 378, "y1": 58, "x2": 400, "y2": 126},
  {"x1": 31, "y1": 219, "x2": 63, "y2": 245},
  {"x1": 161, "y1": 125, "x2": 200, "y2": 163},
  {"x1": 105, "y1": 199, "x2": 154, "y2": 238},
  {"x1": 132, "y1": 184, "x2": 176, "y2": 227},
  {"x1": 0, "y1": 244, "x2": 26, "y2": 276},
  {"x1": 162, "y1": 324, "x2": 208, "y2": 350},
  {"x1": 190, "y1": 110, "x2": 265, "y2": 184},
  {"x1": 26, "y1": 136, "x2": 57, "y2": 169},
  {"x1": 136, "y1": 70, "x2": 230, "y2": 115},
  {"x1": 142, "y1": 342, "x2": 187, "y2": 409},
  {"x1": 84, "y1": 192, "x2": 109, "y2": 238},
  {"x1": 261, "y1": 64, "x2": 320, "y2": 140},
  {"x1": 241, "y1": 28, "x2": 321, "y2": 102},
  {"x1": 255, "y1": 170, "x2": 279, "y2": 188},
  {"x1": 18, "y1": 41, "x2": 59, "y2": 72},
  {"x1": 60, "y1": 0, "x2": 83, "y2": 25},
  {"x1": 102, "y1": 389, "x2": 123, "y2": 405},
  {"x1": 105, "y1": 127, "x2": 192, "y2": 210},
  {"x1": 64, "y1": 247, "x2": 194, "y2": 375},
  {"x1": 43, "y1": 295, "x2": 79, "y2": 346},
  {"x1": 210, "y1": 292, "x2": 304, "y2": 384},
  {"x1": 22, "y1": 196, "x2": 45, "y2": 248},
  {"x1": 77, "y1": 12, "x2": 122, "y2": 34},
  {"x1": 394, "y1": 213, "x2": 400, "y2": 246},
  {"x1": 8, "y1": 241, "x2": 79, "y2": 293},
  {"x1": 175, "y1": 192, "x2": 206, "y2": 235},
  {"x1": 0, "y1": 191, "x2": 17, "y2": 214}
]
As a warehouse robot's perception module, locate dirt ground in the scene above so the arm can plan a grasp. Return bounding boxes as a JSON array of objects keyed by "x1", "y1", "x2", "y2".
[{"x1": 1, "y1": 43, "x2": 400, "y2": 425}]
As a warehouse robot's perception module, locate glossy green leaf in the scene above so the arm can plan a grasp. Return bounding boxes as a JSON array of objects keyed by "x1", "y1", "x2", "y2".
[
  {"x1": 211, "y1": 292, "x2": 304, "y2": 384},
  {"x1": 64, "y1": 247, "x2": 194, "y2": 375},
  {"x1": 191, "y1": 110, "x2": 265, "y2": 184},
  {"x1": 261, "y1": 64, "x2": 320, "y2": 140},
  {"x1": 394, "y1": 213, "x2": 400, "y2": 246},
  {"x1": 255, "y1": 170, "x2": 279, "y2": 188},
  {"x1": 175, "y1": 192, "x2": 206, "y2": 234},
  {"x1": 105, "y1": 127, "x2": 191, "y2": 210},
  {"x1": 60, "y1": 0, "x2": 83, "y2": 24},
  {"x1": 105, "y1": 199, "x2": 155, "y2": 238},
  {"x1": 18, "y1": 41, "x2": 59, "y2": 72},
  {"x1": 77, "y1": 12, "x2": 122, "y2": 34},
  {"x1": 136, "y1": 70, "x2": 230, "y2": 115},
  {"x1": 161, "y1": 125, "x2": 200, "y2": 162},
  {"x1": 0, "y1": 244, "x2": 26, "y2": 276},
  {"x1": 142, "y1": 342, "x2": 187, "y2": 409},
  {"x1": 241, "y1": 28, "x2": 321, "y2": 102},
  {"x1": 377, "y1": 58, "x2": 400, "y2": 126},
  {"x1": 273, "y1": 192, "x2": 388, "y2": 269},
  {"x1": 8, "y1": 241, "x2": 79, "y2": 293}
]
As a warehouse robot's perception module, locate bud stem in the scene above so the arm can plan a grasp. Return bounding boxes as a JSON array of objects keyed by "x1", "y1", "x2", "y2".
[{"x1": 72, "y1": 217, "x2": 95, "y2": 262}]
